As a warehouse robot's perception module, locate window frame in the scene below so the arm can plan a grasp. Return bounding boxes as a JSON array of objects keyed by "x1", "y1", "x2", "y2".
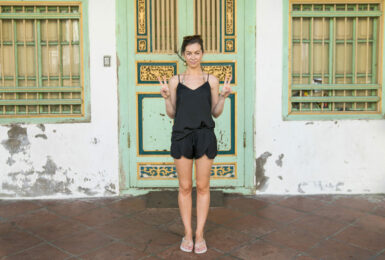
[
  {"x1": 283, "y1": 0, "x2": 385, "y2": 120},
  {"x1": 0, "y1": 0, "x2": 90, "y2": 124}
]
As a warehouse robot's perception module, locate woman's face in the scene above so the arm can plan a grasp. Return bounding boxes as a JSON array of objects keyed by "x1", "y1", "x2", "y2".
[{"x1": 183, "y1": 43, "x2": 203, "y2": 69}]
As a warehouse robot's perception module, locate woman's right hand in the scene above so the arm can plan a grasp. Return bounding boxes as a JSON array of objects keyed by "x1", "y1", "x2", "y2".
[{"x1": 158, "y1": 76, "x2": 170, "y2": 99}]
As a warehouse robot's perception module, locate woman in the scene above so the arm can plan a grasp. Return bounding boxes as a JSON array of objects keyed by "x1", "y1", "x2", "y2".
[{"x1": 158, "y1": 35, "x2": 231, "y2": 254}]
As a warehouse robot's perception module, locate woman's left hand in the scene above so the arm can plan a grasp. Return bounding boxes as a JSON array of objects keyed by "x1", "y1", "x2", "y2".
[{"x1": 220, "y1": 75, "x2": 232, "y2": 98}]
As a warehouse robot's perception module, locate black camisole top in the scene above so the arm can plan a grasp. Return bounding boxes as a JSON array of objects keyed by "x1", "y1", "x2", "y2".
[{"x1": 171, "y1": 74, "x2": 215, "y2": 141}]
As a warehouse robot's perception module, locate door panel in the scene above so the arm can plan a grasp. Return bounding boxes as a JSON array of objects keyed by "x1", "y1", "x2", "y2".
[{"x1": 125, "y1": 0, "x2": 244, "y2": 188}]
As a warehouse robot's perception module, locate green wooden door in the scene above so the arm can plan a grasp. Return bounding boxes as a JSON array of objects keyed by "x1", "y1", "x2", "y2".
[{"x1": 117, "y1": 0, "x2": 254, "y2": 193}]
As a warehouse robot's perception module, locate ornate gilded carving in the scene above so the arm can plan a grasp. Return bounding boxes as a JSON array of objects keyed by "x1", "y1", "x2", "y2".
[
  {"x1": 225, "y1": 0, "x2": 234, "y2": 35},
  {"x1": 225, "y1": 39, "x2": 234, "y2": 52},
  {"x1": 211, "y1": 164, "x2": 236, "y2": 178},
  {"x1": 138, "y1": 63, "x2": 177, "y2": 84},
  {"x1": 138, "y1": 39, "x2": 147, "y2": 52},
  {"x1": 139, "y1": 164, "x2": 177, "y2": 179},
  {"x1": 137, "y1": 0, "x2": 147, "y2": 35},
  {"x1": 201, "y1": 63, "x2": 234, "y2": 83}
]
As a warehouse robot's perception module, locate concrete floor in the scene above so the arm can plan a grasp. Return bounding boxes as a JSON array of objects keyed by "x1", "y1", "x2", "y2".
[{"x1": 0, "y1": 193, "x2": 385, "y2": 259}]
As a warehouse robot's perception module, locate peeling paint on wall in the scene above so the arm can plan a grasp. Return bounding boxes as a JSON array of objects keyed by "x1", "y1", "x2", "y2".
[
  {"x1": 297, "y1": 181, "x2": 346, "y2": 193},
  {"x1": 36, "y1": 124, "x2": 45, "y2": 132},
  {"x1": 255, "y1": 152, "x2": 271, "y2": 191},
  {"x1": 35, "y1": 134, "x2": 48, "y2": 140},
  {"x1": 275, "y1": 154, "x2": 284, "y2": 167},
  {"x1": 298, "y1": 182, "x2": 307, "y2": 193},
  {"x1": 1, "y1": 125, "x2": 30, "y2": 155}
]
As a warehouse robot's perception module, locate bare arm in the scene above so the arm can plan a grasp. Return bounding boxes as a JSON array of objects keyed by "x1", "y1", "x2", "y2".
[
  {"x1": 159, "y1": 75, "x2": 178, "y2": 119},
  {"x1": 210, "y1": 75, "x2": 232, "y2": 118}
]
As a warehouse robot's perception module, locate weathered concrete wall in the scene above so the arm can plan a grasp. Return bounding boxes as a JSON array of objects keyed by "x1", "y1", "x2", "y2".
[
  {"x1": 254, "y1": 0, "x2": 385, "y2": 194},
  {"x1": 0, "y1": 0, "x2": 119, "y2": 198}
]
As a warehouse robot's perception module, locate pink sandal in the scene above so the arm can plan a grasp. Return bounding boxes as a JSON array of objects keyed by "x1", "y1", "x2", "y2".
[
  {"x1": 194, "y1": 239, "x2": 207, "y2": 254},
  {"x1": 180, "y1": 237, "x2": 194, "y2": 252}
]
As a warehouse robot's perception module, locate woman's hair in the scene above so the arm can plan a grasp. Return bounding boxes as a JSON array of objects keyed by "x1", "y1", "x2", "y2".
[{"x1": 181, "y1": 35, "x2": 204, "y2": 54}]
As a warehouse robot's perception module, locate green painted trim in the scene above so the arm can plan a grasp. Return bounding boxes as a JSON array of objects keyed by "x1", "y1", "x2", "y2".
[
  {"x1": 291, "y1": 96, "x2": 380, "y2": 103},
  {"x1": 283, "y1": 0, "x2": 385, "y2": 121},
  {"x1": 329, "y1": 17, "x2": 334, "y2": 84},
  {"x1": 0, "y1": 99, "x2": 82, "y2": 106},
  {"x1": 118, "y1": 0, "x2": 256, "y2": 193},
  {"x1": 291, "y1": 84, "x2": 379, "y2": 90},
  {"x1": 224, "y1": 0, "x2": 236, "y2": 36},
  {"x1": 116, "y1": 0, "x2": 130, "y2": 191},
  {"x1": 13, "y1": 20, "x2": 18, "y2": 89},
  {"x1": 282, "y1": 0, "x2": 290, "y2": 119},
  {"x1": 382, "y1": 7, "x2": 385, "y2": 117},
  {"x1": 372, "y1": 18, "x2": 378, "y2": 84},
  {"x1": 137, "y1": 93, "x2": 236, "y2": 155},
  {"x1": 244, "y1": 0, "x2": 256, "y2": 190},
  {"x1": 0, "y1": 0, "x2": 90, "y2": 123},
  {"x1": 291, "y1": 11, "x2": 382, "y2": 18},
  {"x1": 352, "y1": 18, "x2": 356, "y2": 83},
  {"x1": 0, "y1": 13, "x2": 80, "y2": 19},
  {"x1": 283, "y1": 113, "x2": 384, "y2": 120},
  {"x1": 0, "y1": 87, "x2": 81, "y2": 92}
]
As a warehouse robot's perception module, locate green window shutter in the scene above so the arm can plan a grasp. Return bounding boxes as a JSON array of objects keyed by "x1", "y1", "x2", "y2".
[
  {"x1": 286, "y1": 2, "x2": 384, "y2": 119},
  {"x1": 0, "y1": 1, "x2": 89, "y2": 123}
]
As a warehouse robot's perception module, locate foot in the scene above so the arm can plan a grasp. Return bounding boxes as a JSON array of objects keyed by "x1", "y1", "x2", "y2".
[
  {"x1": 180, "y1": 237, "x2": 194, "y2": 252},
  {"x1": 194, "y1": 238, "x2": 207, "y2": 254}
]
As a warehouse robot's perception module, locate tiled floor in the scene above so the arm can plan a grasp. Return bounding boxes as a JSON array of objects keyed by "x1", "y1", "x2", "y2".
[{"x1": 0, "y1": 194, "x2": 385, "y2": 260}]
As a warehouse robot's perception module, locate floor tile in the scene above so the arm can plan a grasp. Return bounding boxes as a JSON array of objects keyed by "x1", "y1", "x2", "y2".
[
  {"x1": 206, "y1": 207, "x2": 246, "y2": 225},
  {"x1": 204, "y1": 226, "x2": 253, "y2": 253},
  {"x1": 106, "y1": 197, "x2": 146, "y2": 215},
  {"x1": 255, "y1": 204, "x2": 306, "y2": 224},
  {"x1": 0, "y1": 201, "x2": 41, "y2": 219},
  {"x1": 79, "y1": 241, "x2": 148, "y2": 260},
  {"x1": 0, "y1": 230, "x2": 43, "y2": 258},
  {"x1": 352, "y1": 213, "x2": 385, "y2": 234},
  {"x1": 123, "y1": 228, "x2": 180, "y2": 254},
  {"x1": 72, "y1": 206, "x2": 124, "y2": 227},
  {"x1": 289, "y1": 214, "x2": 348, "y2": 239},
  {"x1": 43, "y1": 200, "x2": 97, "y2": 218},
  {"x1": 231, "y1": 239, "x2": 298, "y2": 260},
  {"x1": 3, "y1": 243, "x2": 70, "y2": 260},
  {"x1": 333, "y1": 225, "x2": 385, "y2": 252},
  {"x1": 277, "y1": 196, "x2": 328, "y2": 212},
  {"x1": 306, "y1": 238, "x2": 374, "y2": 260},
  {"x1": 222, "y1": 214, "x2": 280, "y2": 237},
  {"x1": 331, "y1": 196, "x2": 379, "y2": 212},
  {"x1": 224, "y1": 197, "x2": 268, "y2": 214},
  {"x1": 133, "y1": 208, "x2": 179, "y2": 226},
  {"x1": 263, "y1": 225, "x2": 321, "y2": 252},
  {"x1": 312, "y1": 203, "x2": 367, "y2": 223},
  {"x1": 50, "y1": 230, "x2": 114, "y2": 256}
]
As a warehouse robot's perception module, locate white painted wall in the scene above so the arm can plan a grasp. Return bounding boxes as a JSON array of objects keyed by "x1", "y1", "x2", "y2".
[
  {"x1": 255, "y1": 0, "x2": 385, "y2": 194},
  {"x1": 0, "y1": 0, "x2": 119, "y2": 198}
]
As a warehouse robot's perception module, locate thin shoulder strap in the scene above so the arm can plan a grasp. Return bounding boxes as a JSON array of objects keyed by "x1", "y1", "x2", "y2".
[
  {"x1": 178, "y1": 74, "x2": 180, "y2": 83},
  {"x1": 206, "y1": 73, "x2": 210, "y2": 82}
]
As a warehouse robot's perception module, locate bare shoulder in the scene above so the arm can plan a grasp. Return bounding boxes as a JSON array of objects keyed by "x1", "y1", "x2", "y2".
[
  {"x1": 168, "y1": 75, "x2": 179, "y2": 89},
  {"x1": 208, "y1": 74, "x2": 219, "y2": 88}
]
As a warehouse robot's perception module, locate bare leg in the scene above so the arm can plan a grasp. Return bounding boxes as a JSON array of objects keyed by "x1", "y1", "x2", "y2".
[
  {"x1": 174, "y1": 156, "x2": 194, "y2": 242},
  {"x1": 195, "y1": 154, "x2": 213, "y2": 243}
]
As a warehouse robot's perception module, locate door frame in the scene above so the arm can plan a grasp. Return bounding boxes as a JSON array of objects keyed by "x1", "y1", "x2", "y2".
[{"x1": 116, "y1": 0, "x2": 256, "y2": 195}]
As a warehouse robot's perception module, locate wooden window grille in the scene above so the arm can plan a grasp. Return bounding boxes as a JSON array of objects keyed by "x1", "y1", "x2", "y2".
[
  {"x1": 0, "y1": 4, "x2": 83, "y2": 117},
  {"x1": 195, "y1": 0, "x2": 221, "y2": 53},
  {"x1": 290, "y1": 3, "x2": 382, "y2": 113},
  {"x1": 151, "y1": 0, "x2": 177, "y2": 53}
]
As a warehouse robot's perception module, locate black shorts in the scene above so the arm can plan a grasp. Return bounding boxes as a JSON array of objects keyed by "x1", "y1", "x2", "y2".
[{"x1": 171, "y1": 128, "x2": 217, "y2": 159}]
